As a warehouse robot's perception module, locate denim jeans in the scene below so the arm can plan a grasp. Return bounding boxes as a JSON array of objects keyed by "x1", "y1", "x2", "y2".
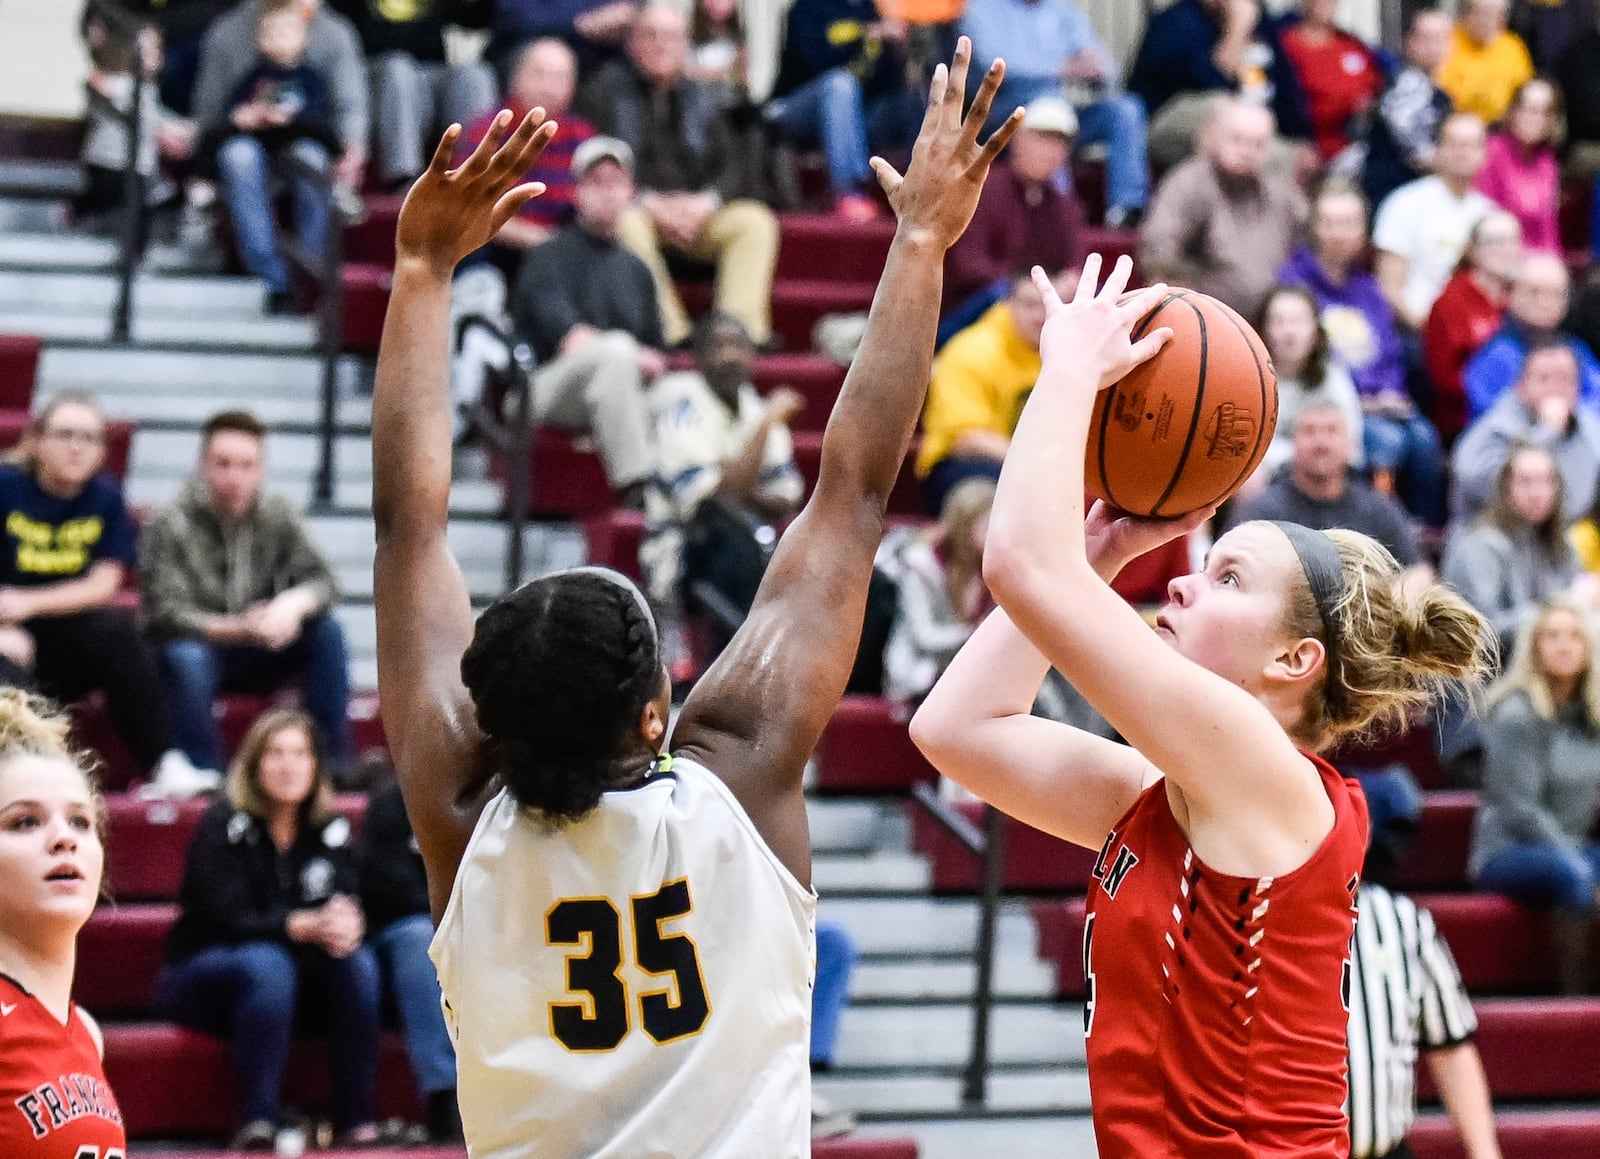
[
  {"x1": 766, "y1": 67, "x2": 922, "y2": 196},
  {"x1": 989, "y1": 76, "x2": 1149, "y2": 212},
  {"x1": 215, "y1": 135, "x2": 332, "y2": 295},
  {"x1": 157, "y1": 940, "x2": 381, "y2": 1130},
  {"x1": 1362, "y1": 409, "x2": 1447, "y2": 527},
  {"x1": 372, "y1": 913, "x2": 456, "y2": 1096},
  {"x1": 1475, "y1": 842, "x2": 1600, "y2": 913},
  {"x1": 811, "y1": 920, "x2": 858, "y2": 1067},
  {"x1": 161, "y1": 614, "x2": 352, "y2": 769}
]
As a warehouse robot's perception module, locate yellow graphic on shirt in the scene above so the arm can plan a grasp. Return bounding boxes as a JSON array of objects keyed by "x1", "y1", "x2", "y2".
[
  {"x1": 375, "y1": 0, "x2": 425, "y2": 20},
  {"x1": 7, "y1": 512, "x2": 104, "y2": 576}
]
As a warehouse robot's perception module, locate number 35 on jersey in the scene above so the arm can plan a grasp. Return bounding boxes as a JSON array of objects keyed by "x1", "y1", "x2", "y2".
[{"x1": 545, "y1": 878, "x2": 712, "y2": 1052}]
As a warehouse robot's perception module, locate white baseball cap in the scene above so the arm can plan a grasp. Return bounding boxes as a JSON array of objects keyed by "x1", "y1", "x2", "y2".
[{"x1": 1021, "y1": 96, "x2": 1078, "y2": 138}]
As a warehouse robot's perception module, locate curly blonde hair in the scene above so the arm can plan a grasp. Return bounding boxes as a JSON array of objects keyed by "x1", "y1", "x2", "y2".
[
  {"x1": 1270, "y1": 528, "x2": 1498, "y2": 752},
  {"x1": 0, "y1": 687, "x2": 103, "y2": 830}
]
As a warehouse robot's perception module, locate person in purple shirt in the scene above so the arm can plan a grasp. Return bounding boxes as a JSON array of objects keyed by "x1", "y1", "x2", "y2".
[
  {"x1": 1281, "y1": 181, "x2": 1446, "y2": 527},
  {"x1": 938, "y1": 96, "x2": 1085, "y2": 346}
]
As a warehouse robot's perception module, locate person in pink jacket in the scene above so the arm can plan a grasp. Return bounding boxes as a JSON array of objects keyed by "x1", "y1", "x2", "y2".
[{"x1": 1476, "y1": 76, "x2": 1562, "y2": 253}]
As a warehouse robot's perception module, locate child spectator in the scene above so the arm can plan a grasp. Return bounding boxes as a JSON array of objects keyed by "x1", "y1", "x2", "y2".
[
  {"x1": 0, "y1": 394, "x2": 215, "y2": 796},
  {"x1": 1280, "y1": 0, "x2": 1384, "y2": 163},
  {"x1": 1424, "y1": 210, "x2": 1521, "y2": 446},
  {"x1": 1475, "y1": 77, "x2": 1562, "y2": 254},
  {"x1": 1470, "y1": 598, "x2": 1600, "y2": 994},
  {"x1": 157, "y1": 709, "x2": 382, "y2": 1149}
]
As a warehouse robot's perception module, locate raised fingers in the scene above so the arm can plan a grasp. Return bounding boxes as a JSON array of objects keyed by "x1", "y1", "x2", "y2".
[
  {"x1": 1032, "y1": 264, "x2": 1066, "y2": 310},
  {"x1": 975, "y1": 106, "x2": 1024, "y2": 172},
  {"x1": 1099, "y1": 253, "x2": 1135, "y2": 301},
  {"x1": 962, "y1": 55, "x2": 1006, "y2": 144},
  {"x1": 1119, "y1": 282, "x2": 1171, "y2": 323},
  {"x1": 458, "y1": 108, "x2": 512, "y2": 177},
  {"x1": 921, "y1": 62, "x2": 949, "y2": 121},
  {"x1": 1072, "y1": 253, "x2": 1103, "y2": 304},
  {"x1": 869, "y1": 156, "x2": 904, "y2": 200},
  {"x1": 1126, "y1": 326, "x2": 1174, "y2": 370},
  {"x1": 426, "y1": 124, "x2": 461, "y2": 178},
  {"x1": 944, "y1": 37, "x2": 972, "y2": 120}
]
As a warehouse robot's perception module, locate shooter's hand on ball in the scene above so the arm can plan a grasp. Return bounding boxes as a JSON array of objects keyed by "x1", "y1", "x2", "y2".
[{"x1": 1033, "y1": 255, "x2": 1171, "y2": 396}]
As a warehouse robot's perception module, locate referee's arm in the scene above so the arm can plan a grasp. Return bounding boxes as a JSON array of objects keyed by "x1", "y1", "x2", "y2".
[{"x1": 1418, "y1": 908, "x2": 1503, "y2": 1159}]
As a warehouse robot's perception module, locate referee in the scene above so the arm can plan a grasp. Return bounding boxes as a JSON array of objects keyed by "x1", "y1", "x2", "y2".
[{"x1": 1346, "y1": 880, "x2": 1503, "y2": 1159}]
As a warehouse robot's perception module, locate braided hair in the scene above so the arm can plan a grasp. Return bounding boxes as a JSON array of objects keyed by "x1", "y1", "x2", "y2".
[{"x1": 461, "y1": 568, "x2": 664, "y2": 822}]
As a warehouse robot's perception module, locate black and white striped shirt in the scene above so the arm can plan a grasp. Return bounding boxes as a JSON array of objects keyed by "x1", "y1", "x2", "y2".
[{"x1": 1346, "y1": 883, "x2": 1479, "y2": 1159}]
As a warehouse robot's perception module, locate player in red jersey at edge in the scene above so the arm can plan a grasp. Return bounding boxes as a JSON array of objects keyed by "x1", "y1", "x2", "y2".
[
  {"x1": 911, "y1": 257, "x2": 1497, "y2": 1158},
  {"x1": 0, "y1": 689, "x2": 124, "y2": 1158}
]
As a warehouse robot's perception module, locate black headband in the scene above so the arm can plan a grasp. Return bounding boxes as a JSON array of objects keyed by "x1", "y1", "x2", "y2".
[{"x1": 1271, "y1": 521, "x2": 1345, "y2": 654}]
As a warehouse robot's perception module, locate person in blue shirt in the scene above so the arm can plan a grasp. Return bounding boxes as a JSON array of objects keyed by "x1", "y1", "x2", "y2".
[
  {"x1": 1127, "y1": 0, "x2": 1311, "y2": 172},
  {"x1": 1465, "y1": 251, "x2": 1600, "y2": 422},
  {"x1": 0, "y1": 394, "x2": 217, "y2": 795},
  {"x1": 766, "y1": 0, "x2": 924, "y2": 221},
  {"x1": 959, "y1": 0, "x2": 1148, "y2": 228}
]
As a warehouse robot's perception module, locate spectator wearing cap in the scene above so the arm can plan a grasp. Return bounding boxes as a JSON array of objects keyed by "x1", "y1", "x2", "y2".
[
  {"x1": 1438, "y1": 0, "x2": 1534, "y2": 126},
  {"x1": 938, "y1": 96, "x2": 1085, "y2": 346},
  {"x1": 765, "y1": 0, "x2": 924, "y2": 221},
  {"x1": 579, "y1": 3, "x2": 779, "y2": 347},
  {"x1": 510, "y1": 136, "x2": 664, "y2": 507},
  {"x1": 456, "y1": 38, "x2": 595, "y2": 279},
  {"x1": 959, "y1": 0, "x2": 1149, "y2": 229},
  {"x1": 1140, "y1": 96, "x2": 1307, "y2": 321}
]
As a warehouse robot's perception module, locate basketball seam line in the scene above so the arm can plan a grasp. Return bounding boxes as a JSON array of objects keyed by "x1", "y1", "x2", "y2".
[
  {"x1": 1099, "y1": 291, "x2": 1184, "y2": 513},
  {"x1": 1150, "y1": 296, "x2": 1208, "y2": 517}
]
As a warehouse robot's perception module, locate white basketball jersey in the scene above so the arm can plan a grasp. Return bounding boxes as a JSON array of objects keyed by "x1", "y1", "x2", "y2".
[{"x1": 431, "y1": 754, "x2": 818, "y2": 1159}]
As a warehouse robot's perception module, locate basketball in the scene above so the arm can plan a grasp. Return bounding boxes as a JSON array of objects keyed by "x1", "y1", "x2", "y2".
[{"x1": 1086, "y1": 289, "x2": 1278, "y2": 518}]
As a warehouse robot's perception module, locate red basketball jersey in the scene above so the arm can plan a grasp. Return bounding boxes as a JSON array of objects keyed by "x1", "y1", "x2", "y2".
[
  {"x1": 0, "y1": 974, "x2": 125, "y2": 1157},
  {"x1": 1082, "y1": 754, "x2": 1368, "y2": 1158}
]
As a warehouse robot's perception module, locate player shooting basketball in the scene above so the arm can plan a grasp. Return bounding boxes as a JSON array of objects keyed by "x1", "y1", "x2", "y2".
[
  {"x1": 911, "y1": 259, "x2": 1497, "y2": 1157},
  {"x1": 369, "y1": 39, "x2": 1020, "y2": 1158}
]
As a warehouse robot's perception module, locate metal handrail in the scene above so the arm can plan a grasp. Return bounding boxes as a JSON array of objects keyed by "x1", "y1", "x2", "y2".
[
  {"x1": 907, "y1": 780, "x2": 1009, "y2": 1106},
  {"x1": 86, "y1": 0, "x2": 151, "y2": 343},
  {"x1": 277, "y1": 151, "x2": 344, "y2": 512}
]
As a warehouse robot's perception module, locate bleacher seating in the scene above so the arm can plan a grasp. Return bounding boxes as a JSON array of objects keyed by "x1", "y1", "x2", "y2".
[
  {"x1": 0, "y1": 331, "x2": 40, "y2": 408},
  {"x1": 0, "y1": 410, "x2": 132, "y2": 478}
]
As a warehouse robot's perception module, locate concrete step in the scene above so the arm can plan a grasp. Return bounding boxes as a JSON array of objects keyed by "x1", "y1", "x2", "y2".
[
  {"x1": 131, "y1": 428, "x2": 374, "y2": 482},
  {"x1": 0, "y1": 195, "x2": 69, "y2": 233},
  {"x1": 0, "y1": 269, "x2": 269, "y2": 317},
  {"x1": 123, "y1": 474, "x2": 504, "y2": 518},
  {"x1": 824, "y1": 898, "x2": 1043, "y2": 958},
  {"x1": 813, "y1": 852, "x2": 931, "y2": 894},
  {"x1": 815, "y1": 1067, "x2": 1091, "y2": 1118},
  {"x1": 102, "y1": 391, "x2": 372, "y2": 431},
  {"x1": 0, "y1": 307, "x2": 316, "y2": 349},
  {"x1": 834, "y1": 1003, "x2": 1086, "y2": 1072},
  {"x1": 803, "y1": 798, "x2": 897, "y2": 855},
  {"x1": 851, "y1": 956, "x2": 1056, "y2": 1003},
  {"x1": 0, "y1": 232, "x2": 118, "y2": 270},
  {"x1": 853, "y1": 1118, "x2": 1097, "y2": 1158},
  {"x1": 40, "y1": 345, "x2": 369, "y2": 394}
]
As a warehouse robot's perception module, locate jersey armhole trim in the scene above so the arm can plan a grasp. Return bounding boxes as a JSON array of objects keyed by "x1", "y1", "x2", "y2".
[{"x1": 672, "y1": 756, "x2": 818, "y2": 905}]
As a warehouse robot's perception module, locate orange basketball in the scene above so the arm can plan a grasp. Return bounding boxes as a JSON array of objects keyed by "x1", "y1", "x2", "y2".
[{"x1": 1086, "y1": 289, "x2": 1278, "y2": 518}]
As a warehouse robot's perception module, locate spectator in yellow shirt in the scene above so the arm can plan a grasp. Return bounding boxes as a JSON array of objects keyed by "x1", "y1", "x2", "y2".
[
  {"x1": 1438, "y1": 0, "x2": 1534, "y2": 125},
  {"x1": 916, "y1": 268, "x2": 1074, "y2": 512}
]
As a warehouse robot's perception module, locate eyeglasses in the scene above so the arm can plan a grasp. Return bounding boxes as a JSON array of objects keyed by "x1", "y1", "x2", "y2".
[{"x1": 40, "y1": 429, "x2": 105, "y2": 446}]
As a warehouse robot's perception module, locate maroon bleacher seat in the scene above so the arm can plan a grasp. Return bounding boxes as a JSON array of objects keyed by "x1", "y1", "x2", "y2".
[
  {"x1": 776, "y1": 214, "x2": 893, "y2": 285},
  {"x1": 341, "y1": 263, "x2": 393, "y2": 356},
  {"x1": 0, "y1": 333, "x2": 41, "y2": 410},
  {"x1": 660, "y1": 350, "x2": 846, "y2": 433},
  {"x1": 1393, "y1": 789, "x2": 1476, "y2": 892},
  {"x1": 103, "y1": 793, "x2": 370, "y2": 902},
  {"x1": 343, "y1": 194, "x2": 405, "y2": 268},
  {"x1": 1419, "y1": 892, "x2": 1557, "y2": 995},
  {"x1": 103, "y1": 1024, "x2": 423, "y2": 1137},
  {"x1": 1411, "y1": 1108, "x2": 1600, "y2": 1159},
  {"x1": 1419, "y1": 998, "x2": 1600, "y2": 1101},
  {"x1": 1326, "y1": 719, "x2": 1444, "y2": 790},
  {"x1": 581, "y1": 507, "x2": 646, "y2": 581},
  {"x1": 814, "y1": 696, "x2": 936, "y2": 793},
  {"x1": 499, "y1": 427, "x2": 614, "y2": 519},
  {"x1": 679, "y1": 279, "x2": 877, "y2": 355},
  {"x1": 77, "y1": 903, "x2": 174, "y2": 1015},
  {"x1": 908, "y1": 797, "x2": 1098, "y2": 893}
]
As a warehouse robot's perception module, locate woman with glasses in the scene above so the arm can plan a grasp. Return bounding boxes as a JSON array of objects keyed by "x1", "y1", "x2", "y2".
[{"x1": 0, "y1": 392, "x2": 215, "y2": 796}]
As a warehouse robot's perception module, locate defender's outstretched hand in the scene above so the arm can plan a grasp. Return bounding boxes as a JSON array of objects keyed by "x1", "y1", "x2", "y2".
[
  {"x1": 397, "y1": 108, "x2": 558, "y2": 278},
  {"x1": 870, "y1": 37, "x2": 1023, "y2": 250}
]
